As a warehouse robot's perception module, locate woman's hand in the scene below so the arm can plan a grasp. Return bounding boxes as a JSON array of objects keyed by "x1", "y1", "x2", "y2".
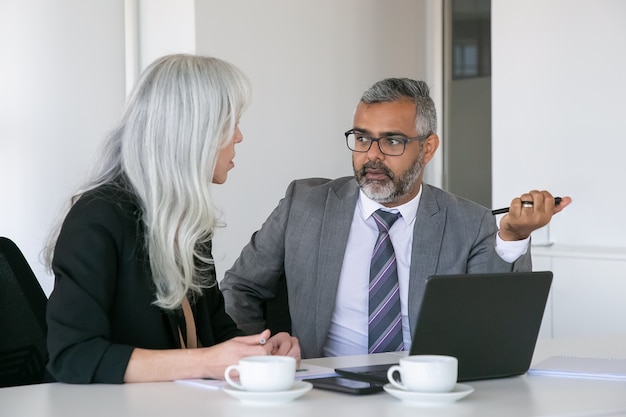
[
  {"x1": 124, "y1": 329, "x2": 301, "y2": 382},
  {"x1": 198, "y1": 329, "x2": 276, "y2": 379},
  {"x1": 268, "y1": 331, "x2": 301, "y2": 367},
  {"x1": 198, "y1": 329, "x2": 301, "y2": 379}
]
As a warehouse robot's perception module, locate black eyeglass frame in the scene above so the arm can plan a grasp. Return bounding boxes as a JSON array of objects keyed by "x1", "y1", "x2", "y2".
[{"x1": 344, "y1": 129, "x2": 431, "y2": 156}]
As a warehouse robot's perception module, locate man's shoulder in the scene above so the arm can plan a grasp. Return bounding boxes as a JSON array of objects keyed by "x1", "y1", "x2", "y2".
[
  {"x1": 422, "y1": 184, "x2": 489, "y2": 215},
  {"x1": 281, "y1": 177, "x2": 358, "y2": 210},
  {"x1": 289, "y1": 176, "x2": 357, "y2": 196},
  {"x1": 292, "y1": 176, "x2": 355, "y2": 188}
]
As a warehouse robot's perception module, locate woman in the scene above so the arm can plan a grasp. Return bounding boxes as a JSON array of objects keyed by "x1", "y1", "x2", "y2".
[{"x1": 44, "y1": 54, "x2": 300, "y2": 384}]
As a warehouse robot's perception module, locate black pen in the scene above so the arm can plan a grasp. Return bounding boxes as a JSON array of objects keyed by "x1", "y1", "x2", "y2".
[{"x1": 491, "y1": 197, "x2": 562, "y2": 215}]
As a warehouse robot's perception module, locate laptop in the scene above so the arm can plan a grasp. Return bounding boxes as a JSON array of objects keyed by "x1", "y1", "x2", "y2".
[{"x1": 335, "y1": 271, "x2": 553, "y2": 383}]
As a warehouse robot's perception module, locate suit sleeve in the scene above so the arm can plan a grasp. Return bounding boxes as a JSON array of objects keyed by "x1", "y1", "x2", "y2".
[
  {"x1": 220, "y1": 181, "x2": 297, "y2": 334},
  {"x1": 467, "y1": 209, "x2": 532, "y2": 273}
]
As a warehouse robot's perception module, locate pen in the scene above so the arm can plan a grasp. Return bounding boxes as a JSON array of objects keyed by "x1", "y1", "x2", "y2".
[
  {"x1": 259, "y1": 337, "x2": 267, "y2": 346},
  {"x1": 491, "y1": 197, "x2": 562, "y2": 215}
]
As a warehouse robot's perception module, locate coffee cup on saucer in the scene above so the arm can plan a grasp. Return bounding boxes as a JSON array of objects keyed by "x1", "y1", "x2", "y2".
[
  {"x1": 224, "y1": 356, "x2": 296, "y2": 392},
  {"x1": 387, "y1": 355, "x2": 458, "y2": 392}
]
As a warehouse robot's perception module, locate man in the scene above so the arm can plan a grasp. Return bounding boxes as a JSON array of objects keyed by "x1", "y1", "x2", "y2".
[{"x1": 220, "y1": 78, "x2": 571, "y2": 359}]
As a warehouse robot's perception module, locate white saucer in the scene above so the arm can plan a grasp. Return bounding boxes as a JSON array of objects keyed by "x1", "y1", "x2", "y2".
[
  {"x1": 383, "y1": 383, "x2": 474, "y2": 405},
  {"x1": 222, "y1": 381, "x2": 313, "y2": 404}
]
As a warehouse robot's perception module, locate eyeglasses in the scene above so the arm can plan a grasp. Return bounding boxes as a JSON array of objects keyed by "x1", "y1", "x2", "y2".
[{"x1": 344, "y1": 129, "x2": 430, "y2": 156}]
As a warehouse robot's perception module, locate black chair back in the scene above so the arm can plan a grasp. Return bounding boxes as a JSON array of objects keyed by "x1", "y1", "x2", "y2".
[{"x1": 0, "y1": 237, "x2": 50, "y2": 387}]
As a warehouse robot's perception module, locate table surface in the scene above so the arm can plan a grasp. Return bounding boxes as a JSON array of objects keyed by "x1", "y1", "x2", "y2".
[{"x1": 2, "y1": 335, "x2": 626, "y2": 417}]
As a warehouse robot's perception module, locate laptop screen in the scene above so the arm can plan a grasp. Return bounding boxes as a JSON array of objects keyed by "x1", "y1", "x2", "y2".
[
  {"x1": 335, "y1": 271, "x2": 553, "y2": 382},
  {"x1": 409, "y1": 271, "x2": 553, "y2": 380}
]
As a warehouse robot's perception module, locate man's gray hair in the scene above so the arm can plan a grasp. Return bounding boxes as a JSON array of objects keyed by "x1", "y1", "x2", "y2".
[{"x1": 361, "y1": 78, "x2": 437, "y2": 136}]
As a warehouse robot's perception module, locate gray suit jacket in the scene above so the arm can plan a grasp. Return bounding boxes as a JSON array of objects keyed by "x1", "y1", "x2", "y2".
[{"x1": 221, "y1": 177, "x2": 531, "y2": 358}]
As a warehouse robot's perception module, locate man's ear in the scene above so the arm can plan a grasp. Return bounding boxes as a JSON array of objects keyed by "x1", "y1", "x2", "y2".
[{"x1": 422, "y1": 134, "x2": 440, "y2": 164}]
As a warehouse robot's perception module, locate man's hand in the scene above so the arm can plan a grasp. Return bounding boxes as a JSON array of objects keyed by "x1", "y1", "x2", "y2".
[{"x1": 499, "y1": 190, "x2": 572, "y2": 241}]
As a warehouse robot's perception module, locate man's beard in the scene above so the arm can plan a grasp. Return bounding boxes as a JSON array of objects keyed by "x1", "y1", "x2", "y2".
[{"x1": 353, "y1": 148, "x2": 425, "y2": 204}]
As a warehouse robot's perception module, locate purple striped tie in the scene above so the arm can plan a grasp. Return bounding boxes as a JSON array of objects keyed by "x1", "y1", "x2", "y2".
[{"x1": 368, "y1": 209, "x2": 404, "y2": 353}]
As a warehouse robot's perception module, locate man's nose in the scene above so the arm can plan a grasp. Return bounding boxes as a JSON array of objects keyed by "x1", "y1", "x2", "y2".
[{"x1": 366, "y1": 139, "x2": 386, "y2": 160}]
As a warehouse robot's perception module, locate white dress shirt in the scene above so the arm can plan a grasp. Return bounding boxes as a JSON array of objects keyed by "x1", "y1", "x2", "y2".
[{"x1": 322, "y1": 188, "x2": 529, "y2": 357}]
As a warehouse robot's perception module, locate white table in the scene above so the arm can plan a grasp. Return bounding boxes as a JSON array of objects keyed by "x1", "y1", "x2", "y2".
[{"x1": 2, "y1": 335, "x2": 626, "y2": 417}]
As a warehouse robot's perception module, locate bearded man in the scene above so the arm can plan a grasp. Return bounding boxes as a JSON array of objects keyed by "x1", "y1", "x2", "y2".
[{"x1": 220, "y1": 78, "x2": 570, "y2": 359}]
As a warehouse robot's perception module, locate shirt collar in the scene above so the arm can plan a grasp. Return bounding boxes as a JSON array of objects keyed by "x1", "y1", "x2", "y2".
[{"x1": 358, "y1": 185, "x2": 422, "y2": 226}]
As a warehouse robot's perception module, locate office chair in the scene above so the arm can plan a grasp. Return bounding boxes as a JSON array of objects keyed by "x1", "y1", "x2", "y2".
[{"x1": 0, "y1": 237, "x2": 51, "y2": 387}]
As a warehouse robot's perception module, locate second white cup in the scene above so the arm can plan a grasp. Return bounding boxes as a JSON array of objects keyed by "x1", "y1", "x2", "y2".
[
  {"x1": 387, "y1": 355, "x2": 458, "y2": 392},
  {"x1": 224, "y1": 356, "x2": 296, "y2": 392}
]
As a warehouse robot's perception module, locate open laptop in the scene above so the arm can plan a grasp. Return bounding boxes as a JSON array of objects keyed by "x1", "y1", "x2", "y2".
[{"x1": 335, "y1": 271, "x2": 553, "y2": 383}]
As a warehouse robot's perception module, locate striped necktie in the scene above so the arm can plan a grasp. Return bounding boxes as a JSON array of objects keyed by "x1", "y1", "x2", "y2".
[{"x1": 368, "y1": 209, "x2": 404, "y2": 353}]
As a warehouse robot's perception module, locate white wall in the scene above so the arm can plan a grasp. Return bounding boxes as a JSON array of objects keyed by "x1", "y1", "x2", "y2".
[
  {"x1": 492, "y1": 1, "x2": 626, "y2": 338},
  {"x1": 492, "y1": 0, "x2": 626, "y2": 249},
  {"x1": 0, "y1": 0, "x2": 126, "y2": 294},
  {"x1": 136, "y1": 0, "x2": 196, "y2": 71}
]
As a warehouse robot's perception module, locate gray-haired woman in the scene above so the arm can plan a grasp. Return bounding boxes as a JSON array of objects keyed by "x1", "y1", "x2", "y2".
[{"x1": 44, "y1": 54, "x2": 300, "y2": 384}]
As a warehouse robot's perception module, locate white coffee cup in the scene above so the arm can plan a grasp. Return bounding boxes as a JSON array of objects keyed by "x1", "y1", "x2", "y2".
[
  {"x1": 224, "y1": 356, "x2": 296, "y2": 392},
  {"x1": 387, "y1": 355, "x2": 458, "y2": 392}
]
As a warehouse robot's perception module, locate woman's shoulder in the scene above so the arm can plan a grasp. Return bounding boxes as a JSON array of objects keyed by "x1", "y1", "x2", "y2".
[
  {"x1": 67, "y1": 182, "x2": 140, "y2": 229},
  {"x1": 54, "y1": 182, "x2": 144, "y2": 266},
  {"x1": 76, "y1": 182, "x2": 137, "y2": 208}
]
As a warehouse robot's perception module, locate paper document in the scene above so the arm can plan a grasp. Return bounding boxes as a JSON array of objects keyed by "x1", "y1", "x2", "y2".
[
  {"x1": 294, "y1": 363, "x2": 338, "y2": 380},
  {"x1": 528, "y1": 355, "x2": 626, "y2": 380},
  {"x1": 176, "y1": 363, "x2": 337, "y2": 390}
]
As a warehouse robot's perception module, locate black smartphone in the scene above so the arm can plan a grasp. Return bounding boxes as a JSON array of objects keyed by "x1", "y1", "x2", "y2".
[{"x1": 304, "y1": 376, "x2": 384, "y2": 395}]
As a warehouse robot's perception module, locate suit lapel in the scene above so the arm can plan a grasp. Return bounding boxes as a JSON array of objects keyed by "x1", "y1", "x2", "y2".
[
  {"x1": 313, "y1": 180, "x2": 358, "y2": 354},
  {"x1": 408, "y1": 184, "x2": 445, "y2": 335}
]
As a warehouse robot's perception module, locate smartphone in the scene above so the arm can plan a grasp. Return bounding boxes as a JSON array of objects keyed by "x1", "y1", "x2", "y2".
[{"x1": 304, "y1": 376, "x2": 384, "y2": 395}]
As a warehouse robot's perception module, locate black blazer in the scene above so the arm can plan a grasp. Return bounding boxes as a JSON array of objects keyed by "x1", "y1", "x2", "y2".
[{"x1": 46, "y1": 184, "x2": 242, "y2": 383}]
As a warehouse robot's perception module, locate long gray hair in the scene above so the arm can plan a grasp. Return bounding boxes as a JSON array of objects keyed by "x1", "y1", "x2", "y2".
[
  {"x1": 360, "y1": 78, "x2": 437, "y2": 136},
  {"x1": 44, "y1": 54, "x2": 251, "y2": 309}
]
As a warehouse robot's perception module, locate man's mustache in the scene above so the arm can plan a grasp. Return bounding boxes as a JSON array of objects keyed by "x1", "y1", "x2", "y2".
[{"x1": 358, "y1": 161, "x2": 394, "y2": 179}]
